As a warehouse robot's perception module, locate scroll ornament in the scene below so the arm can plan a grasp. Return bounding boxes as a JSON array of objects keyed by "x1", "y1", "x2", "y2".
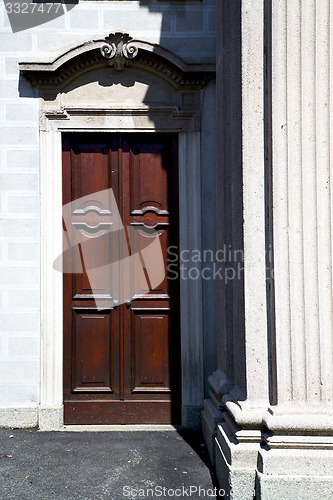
[{"x1": 100, "y1": 32, "x2": 139, "y2": 70}]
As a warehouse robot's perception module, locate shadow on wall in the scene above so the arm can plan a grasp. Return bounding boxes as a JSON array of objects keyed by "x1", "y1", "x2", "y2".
[
  {"x1": 212, "y1": 0, "x2": 274, "y2": 405},
  {"x1": 212, "y1": 0, "x2": 246, "y2": 402}
]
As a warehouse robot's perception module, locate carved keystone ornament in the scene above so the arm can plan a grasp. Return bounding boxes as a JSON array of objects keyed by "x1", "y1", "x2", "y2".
[{"x1": 100, "y1": 32, "x2": 139, "y2": 70}]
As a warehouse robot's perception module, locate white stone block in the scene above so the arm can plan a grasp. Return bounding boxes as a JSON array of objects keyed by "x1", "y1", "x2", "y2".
[
  {"x1": 34, "y1": 33, "x2": 103, "y2": 54},
  {"x1": 103, "y1": 9, "x2": 164, "y2": 34},
  {"x1": 0, "y1": 407, "x2": 38, "y2": 428},
  {"x1": 4, "y1": 386, "x2": 39, "y2": 405},
  {"x1": 0, "y1": 218, "x2": 39, "y2": 239},
  {"x1": 0, "y1": 173, "x2": 38, "y2": 191},
  {"x1": 38, "y1": 406, "x2": 64, "y2": 431},
  {"x1": 68, "y1": 8, "x2": 100, "y2": 30},
  {"x1": 0, "y1": 313, "x2": 39, "y2": 332},
  {"x1": 0, "y1": 266, "x2": 39, "y2": 285},
  {"x1": 0, "y1": 80, "x2": 21, "y2": 99},
  {"x1": 6, "y1": 194, "x2": 39, "y2": 215},
  {"x1": 4, "y1": 56, "x2": 19, "y2": 77},
  {"x1": 8, "y1": 337, "x2": 39, "y2": 356},
  {"x1": 257, "y1": 472, "x2": 333, "y2": 500},
  {"x1": 5, "y1": 103, "x2": 38, "y2": 122},
  {"x1": 0, "y1": 34, "x2": 33, "y2": 52},
  {"x1": 0, "y1": 361, "x2": 39, "y2": 382},
  {"x1": 6, "y1": 150, "x2": 39, "y2": 171},
  {"x1": 215, "y1": 438, "x2": 256, "y2": 500},
  {"x1": 0, "y1": 126, "x2": 37, "y2": 145},
  {"x1": 7, "y1": 289, "x2": 39, "y2": 308},
  {"x1": 7, "y1": 242, "x2": 39, "y2": 262}
]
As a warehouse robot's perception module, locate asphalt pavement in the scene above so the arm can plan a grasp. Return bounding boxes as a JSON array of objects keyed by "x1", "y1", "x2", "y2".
[{"x1": 0, "y1": 428, "x2": 222, "y2": 500}]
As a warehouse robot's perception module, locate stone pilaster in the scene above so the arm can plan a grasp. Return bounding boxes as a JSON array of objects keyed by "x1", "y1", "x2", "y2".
[
  {"x1": 203, "y1": 1, "x2": 269, "y2": 493},
  {"x1": 257, "y1": 1, "x2": 333, "y2": 496},
  {"x1": 204, "y1": 0, "x2": 333, "y2": 498},
  {"x1": 268, "y1": 0, "x2": 333, "y2": 421}
]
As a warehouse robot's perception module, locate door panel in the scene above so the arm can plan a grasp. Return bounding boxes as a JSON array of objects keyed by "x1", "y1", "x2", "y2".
[
  {"x1": 73, "y1": 310, "x2": 114, "y2": 393},
  {"x1": 132, "y1": 311, "x2": 170, "y2": 391},
  {"x1": 130, "y1": 143, "x2": 169, "y2": 214},
  {"x1": 63, "y1": 134, "x2": 180, "y2": 424}
]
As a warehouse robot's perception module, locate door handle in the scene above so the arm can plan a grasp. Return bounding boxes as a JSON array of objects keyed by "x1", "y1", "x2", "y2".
[
  {"x1": 113, "y1": 299, "x2": 119, "y2": 308},
  {"x1": 125, "y1": 299, "x2": 132, "y2": 308}
]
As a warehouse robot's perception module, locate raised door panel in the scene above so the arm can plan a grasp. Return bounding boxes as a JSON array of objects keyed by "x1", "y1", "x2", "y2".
[
  {"x1": 73, "y1": 310, "x2": 114, "y2": 393},
  {"x1": 69, "y1": 141, "x2": 115, "y2": 301},
  {"x1": 128, "y1": 228, "x2": 170, "y2": 296},
  {"x1": 132, "y1": 311, "x2": 170, "y2": 392},
  {"x1": 130, "y1": 143, "x2": 169, "y2": 215}
]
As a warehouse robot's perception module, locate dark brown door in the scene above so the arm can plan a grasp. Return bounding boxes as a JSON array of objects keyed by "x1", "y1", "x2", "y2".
[{"x1": 62, "y1": 134, "x2": 180, "y2": 424}]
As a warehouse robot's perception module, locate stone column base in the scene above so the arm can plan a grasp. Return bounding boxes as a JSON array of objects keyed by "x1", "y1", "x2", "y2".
[
  {"x1": 214, "y1": 417, "x2": 261, "y2": 500},
  {"x1": 256, "y1": 436, "x2": 333, "y2": 500},
  {"x1": 38, "y1": 406, "x2": 63, "y2": 431},
  {"x1": 202, "y1": 398, "x2": 223, "y2": 463},
  {"x1": 257, "y1": 471, "x2": 333, "y2": 500},
  {"x1": 214, "y1": 416, "x2": 333, "y2": 499}
]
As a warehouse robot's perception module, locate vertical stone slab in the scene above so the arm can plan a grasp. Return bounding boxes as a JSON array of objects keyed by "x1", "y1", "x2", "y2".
[
  {"x1": 267, "y1": 0, "x2": 333, "y2": 422},
  {"x1": 203, "y1": 2, "x2": 269, "y2": 496},
  {"x1": 260, "y1": 0, "x2": 333, "y2": 497},
  {"x1": 39, "y1": 128, "x2": 64, "y2": 430},
  {"x1": 179, "y1": 132, "x2": 204, "y2": 429}
]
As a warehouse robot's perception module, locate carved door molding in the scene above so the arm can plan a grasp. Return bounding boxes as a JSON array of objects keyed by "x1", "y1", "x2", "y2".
[{"x1": 19, "y1": 34, "x2": 215, "y2": 428}]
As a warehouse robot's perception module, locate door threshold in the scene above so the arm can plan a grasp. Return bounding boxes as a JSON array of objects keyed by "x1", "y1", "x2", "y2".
[{"x1": 56, "y1": 424, "x2": 184, "y2": 432}]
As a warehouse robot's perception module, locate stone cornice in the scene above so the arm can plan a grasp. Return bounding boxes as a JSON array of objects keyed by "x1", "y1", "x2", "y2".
[
  {"x1": 222, "y1": 393, "x2": 333, "y2": 434},
  {"x1": 19, "y1": 32, "x2": 215, "y2": 90}
]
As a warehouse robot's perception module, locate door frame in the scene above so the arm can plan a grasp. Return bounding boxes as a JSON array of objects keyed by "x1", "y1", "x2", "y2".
[{"x1": 39, "y1": 108, "x2": 204, "y2": 429}]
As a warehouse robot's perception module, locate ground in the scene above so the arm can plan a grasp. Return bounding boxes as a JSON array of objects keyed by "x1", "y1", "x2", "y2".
[{"x1": 0, "y1": 429, "x2": 221, "y2": 499}]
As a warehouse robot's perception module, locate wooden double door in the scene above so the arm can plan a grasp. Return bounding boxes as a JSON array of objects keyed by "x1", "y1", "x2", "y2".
[{"x1": 62, "y1": 133, "x2": 180, "y2": 424}]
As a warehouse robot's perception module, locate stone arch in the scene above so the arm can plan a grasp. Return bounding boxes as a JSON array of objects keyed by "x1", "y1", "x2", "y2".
[{"x1": 20, "y1": 32, "x2": 214, "y2": 90}]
